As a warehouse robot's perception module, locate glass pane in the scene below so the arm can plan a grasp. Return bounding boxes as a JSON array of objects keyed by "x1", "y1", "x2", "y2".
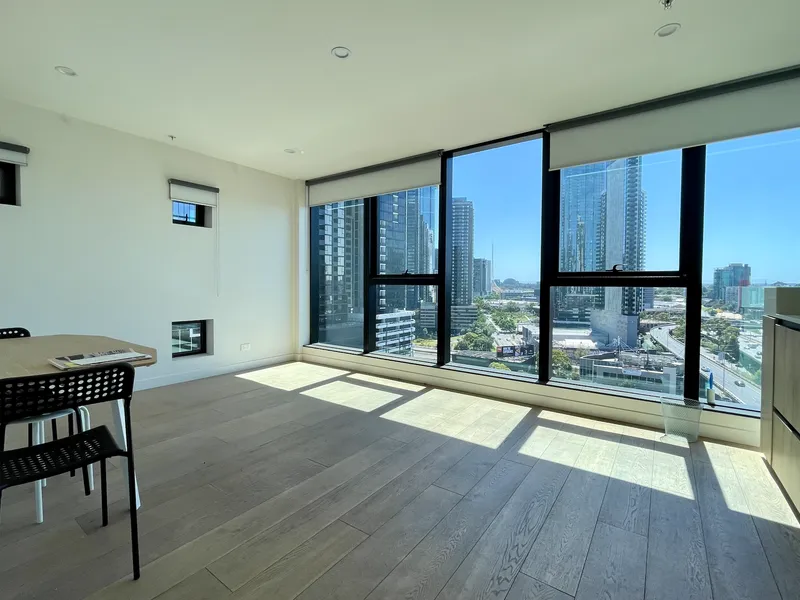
[
  {"x1": 311, "y1": 200, "x2": 364, "y2": 349},
  {"x1": 173, "y1": 200, "x2": 199, "y2": 224},
  {"x1": 551, "y1": 286, "x2": 686, "y2": 397},
  {"x1": 701, "y1": 128, "x2": 800, "y2": 412},
  {"x1": 172, "y1": 321, "x2": 204, "y2": 355},
  {"x1": 377, "y1": 186, "x2": 439, "y2": 275},
  {"x1": 446, "y1": 138, "x2": 543, "y2": 378},
  {"x1": 558, "y1": 150, "x2": 681, "y2": 273},
  {"x1": 374, "y1": 285, "x2": 437, "y2": 363}
]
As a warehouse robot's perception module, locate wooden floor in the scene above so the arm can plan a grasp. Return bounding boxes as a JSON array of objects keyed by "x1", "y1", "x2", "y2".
[{"x1": 1, "y1": 362, "x2": 799, "y2": 600}]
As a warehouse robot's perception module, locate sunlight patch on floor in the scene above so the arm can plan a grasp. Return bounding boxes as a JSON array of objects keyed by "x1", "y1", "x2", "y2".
[
  {"x1": 301, "y1": 381, "x2": 402, "y2": 412},
  {"x1": 378, "y1": 389, "x2": 505, "y2": 446},
  {"x1": 346, "y1": 373, "x2": 426, "y2": 392},
  {"x1": 236, "y1": 363, "x2": 348, "y2": 391}
]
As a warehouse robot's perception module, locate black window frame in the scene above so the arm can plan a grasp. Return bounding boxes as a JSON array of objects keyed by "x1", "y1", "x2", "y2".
[
  {"x1": 171, "y1": 320, "x2": 208, "y2": 358},
  {"x1": 306, "y1": 129, "x2": 760, "y2": 413},
  {"x1": 172, "y1": 200, "x2": 207, "y2": 227},
  {"x1": 0, "y1": 161, "x2": 19, "y2": 207}
]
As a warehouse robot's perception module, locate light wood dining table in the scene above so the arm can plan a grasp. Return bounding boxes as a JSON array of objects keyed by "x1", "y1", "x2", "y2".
[{"x1": 0, "y1": 334, "x2": 157, "y2": 510}]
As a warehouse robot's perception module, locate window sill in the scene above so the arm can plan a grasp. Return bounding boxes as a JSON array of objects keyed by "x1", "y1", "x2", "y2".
[
  {"x1": 172, "y1": 352, "x2": 210, "y2": 361},
  {"x1": 305, "y1": 344, "x2": 759, "y2": 420},
  {"x1": 302, "y1": 344, "x2": 760, "y2": 446}
]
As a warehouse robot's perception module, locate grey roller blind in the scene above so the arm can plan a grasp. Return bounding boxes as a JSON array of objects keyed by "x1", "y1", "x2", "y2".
[
  {"x1": 308, "y1": 156, "x2": 440, "y2": 206},
  {"x1": 169, "y1": 179, "x2": 219, "y2": 207},
  {"x1": 549, "y1": 76, "x2": 800, "y2": 170}
]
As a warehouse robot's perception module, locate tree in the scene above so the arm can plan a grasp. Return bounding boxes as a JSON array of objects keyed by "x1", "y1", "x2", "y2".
[
  {"x1": 489, "y1": 361, "x2": 511, "y2": 371},
  {"x1": 494, "y1": 313, "x2": 516, "y2": 331},
  {"x1": 454, "y1": 332, "x2": 494, "y2": 351},
  {"x1": 552, "y1": 349, "x2": 574, "y2": 379}
]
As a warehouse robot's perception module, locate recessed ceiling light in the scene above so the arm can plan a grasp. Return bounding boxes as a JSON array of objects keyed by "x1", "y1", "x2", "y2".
[
  {"x1": 284, "y1": 148, "x2": 304, "y2": 155},
  {"x1": 55, "y1": 65, "x2": 77, "y2": 76},
  {"x1": 655, "y1": 23, "x2": 681, "y2": 38},
  {"x1": 331, "y1": 46, "x2": 351, "y2": 59}
]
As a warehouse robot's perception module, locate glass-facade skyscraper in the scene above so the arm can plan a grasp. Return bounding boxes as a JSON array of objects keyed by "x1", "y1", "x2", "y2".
[
  {"x1": 452, "y1": 197, "x2": 475, "y2": 307},
  {"x1": 557, "y1": 157, "x2": 647, "y2": 321},
  {"x1": 312, "y1": 199, "x2": 364, "y2": 347}
]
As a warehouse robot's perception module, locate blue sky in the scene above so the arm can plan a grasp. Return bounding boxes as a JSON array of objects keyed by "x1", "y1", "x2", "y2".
[{"x1": 453, "y1": 129, "x2": 800, "y2": 284}]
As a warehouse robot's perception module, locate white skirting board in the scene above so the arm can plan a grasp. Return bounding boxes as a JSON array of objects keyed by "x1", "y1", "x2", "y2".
[{"x1": 301, "y1": 346, "x2": 760, "y2": 448}]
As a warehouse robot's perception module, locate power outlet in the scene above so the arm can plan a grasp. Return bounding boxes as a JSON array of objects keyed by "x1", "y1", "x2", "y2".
[{"x1": 240, "y1": 343, "x2": 251, "y2": 352}]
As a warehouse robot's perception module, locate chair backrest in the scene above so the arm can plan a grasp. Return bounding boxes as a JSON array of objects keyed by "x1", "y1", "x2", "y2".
[
  {"x1": 0, "y1": 363, "x2": 135, "y2": 425},
  {"x1": 0, "y1": 327, "x2": 31, "y2": 339}
]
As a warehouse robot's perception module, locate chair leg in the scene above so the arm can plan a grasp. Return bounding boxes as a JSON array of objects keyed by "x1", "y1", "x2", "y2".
[
  {"x1": 126, "y1": 454, "x2": 140, "y2": 579},
  {"x1": 51, "y1": 419, "x2": 58, "y2": 441},
  {"x1": 68, "y1": 414, "x2": 76, "y2": 477},
  {"x1": 79, "y1": 407, "x2": 94, "y2": 492},
  {"x1": 38, "y1": 422, "x2": 46, "y2": 488},
  {"x1": 27, "y1": 423, "x2": 33, "y2": 447},
  {"x1": 32, "y1": 423, "x2": 44, "y2": 524},
  {"x1": 0, "y1": 423, "x2": 6, "y2": 524},
  {"x1": 101, "y1": 459, "x2": 108, "y2": 527},
  {"x1": 74, "y1": 410, "x2": 91, "y2": 497}
]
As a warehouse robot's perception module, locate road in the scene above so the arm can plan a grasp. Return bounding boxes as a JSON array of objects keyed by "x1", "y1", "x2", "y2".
[{"x1": 650, "y1": 325, "x2": 760, "y2": 408}]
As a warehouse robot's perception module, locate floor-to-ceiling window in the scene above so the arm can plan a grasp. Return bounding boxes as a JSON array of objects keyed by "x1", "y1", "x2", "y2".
[
  {"x1": 548, "y1": 150, "x2": 687, "y2": 398},
  {"x1": 310, "y1": 199, "x2": 364, "y2": 349},
  {"x1": 699, "y1": 127, "x2": 800, "y2": 411},
  {"x1": 446, "y1": 136, "x2": 543, "y2": 377}
]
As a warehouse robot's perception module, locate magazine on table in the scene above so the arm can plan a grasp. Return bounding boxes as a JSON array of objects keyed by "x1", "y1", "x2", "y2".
[{"x1": 48, "y1": 348, "x2": 152, "y2": 370}]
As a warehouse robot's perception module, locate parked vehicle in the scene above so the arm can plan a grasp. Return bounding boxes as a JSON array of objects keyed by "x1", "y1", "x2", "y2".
[{"x1": 734, "y1": 380, "x2": 745, "y2": 387}]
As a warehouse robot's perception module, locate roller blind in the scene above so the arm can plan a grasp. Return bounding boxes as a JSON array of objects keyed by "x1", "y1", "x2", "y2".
[
  {"x1": 308, "y1": 155, "x2": 440, "y2": 207},
  {"x1": 549, "y1": 76, "x2": 800, "y2": 170},
  {"x1": 0, "y1": 142, "x2": 30, "y2": 166},
  {"x1": 169, "y1": 179, "x2": 219, "y2": 207}
]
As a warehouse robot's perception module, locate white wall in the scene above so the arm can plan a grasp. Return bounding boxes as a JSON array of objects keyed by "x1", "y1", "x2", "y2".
[{"x1": 0, "y1": 97, "x2": 297, "y2": 388}]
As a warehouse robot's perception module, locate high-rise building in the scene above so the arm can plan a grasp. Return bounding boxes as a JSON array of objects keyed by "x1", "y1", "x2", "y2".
[
  {"x1": 713, "y1": 263, "x2": 751, "y2": 301},
  {"x1": 473, "y1": 258, "x2": 492, "y2": 297},
  {"x1": 313, "y1": 200, "x2": 364, "y2": 346},
  {"x1": 377, "y1": 186, "x2": 438, "y2": 312},
  {"x1": 559, "y1": 163, "x2": 607, "y2": 273},
  {"x1": 598, "y1": 157, "x2": 647, "y2": 316},
  {"x1": 452, "y1": 197, "x2": 474, "y2": 306},
  {"x1": 557, "y1": 163, "x2": 607, "y2": 320}
]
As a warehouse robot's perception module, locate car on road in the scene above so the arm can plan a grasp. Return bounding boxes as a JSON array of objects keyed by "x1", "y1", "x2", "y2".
[
  {"x1": 734, "y1": 380, "x2": 745, "y2": 387},
  {"x1": 701, "y1": 366, "x2": 710, "y2": 373}
]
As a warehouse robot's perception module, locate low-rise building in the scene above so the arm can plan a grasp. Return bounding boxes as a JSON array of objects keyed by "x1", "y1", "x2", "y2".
[{"x1": 376, "y1": 310, "x2": 415, "y2": 356}]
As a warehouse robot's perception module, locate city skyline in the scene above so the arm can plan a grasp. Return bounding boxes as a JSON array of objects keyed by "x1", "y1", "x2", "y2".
[{"x1": 452, "y1": 128, "x2": 800, "y2": 284}]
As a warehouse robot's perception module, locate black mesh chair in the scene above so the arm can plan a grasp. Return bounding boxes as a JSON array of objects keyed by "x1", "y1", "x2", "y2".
[
  {"x1": 0, "y1": 327, "x2": 31, "y2": 339},
  {"x1": 0, "y1": 327, "x2": 83, "y2": 483},
  {"x1": 0, "y1": 363, "x2": 141, "y2": 579}
]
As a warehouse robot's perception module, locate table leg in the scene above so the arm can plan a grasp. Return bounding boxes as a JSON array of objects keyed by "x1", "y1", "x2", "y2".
[{"x1": 110, "y1": 399, "x2": 141, "y2": 510}]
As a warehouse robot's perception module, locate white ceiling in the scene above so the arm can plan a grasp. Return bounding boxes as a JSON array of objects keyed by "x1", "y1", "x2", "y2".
[{"x1": 0, "y1": 0, "x2": 798, "y2": 180}]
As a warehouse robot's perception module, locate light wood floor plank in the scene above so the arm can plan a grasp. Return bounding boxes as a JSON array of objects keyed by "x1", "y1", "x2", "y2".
[
  {"x1": 522, "y1": 428, "x2": 620, "y2": 596},
  {"x1": 645, "y1": 436, "x2": 711, "y2": 600},
  {"x1": 87, "y1": 437, "x2": 403, "y2": 600},
  {"x1": 574, "y1": 522, "x2": 647, "y2": 600},
  {"x1": 365, "y1": 459, "x2": 530, "y2": 600},
  {"x1": 728, "y1": 447, "x2": 800, "y2": 600},
  {"x1": 339, "y1": 437, "x2": 473, "y2": 534},
  {"x1": 506, "y1": 573, "x2": 573, "y2": 600},
  {"x1": 693, "y1": 458, "x2": 782, "y2": 600},
  {"x1": 296, "y1": 485, "x2": 461, "y2": 600},
  {"x1": 439, "y1": 429, "x2": 587, "y2": 600},
  {"x1": 597, "y1": 426, "x2": 655, "y2": 537},
  {"x1": 207, "y1": 432, "x2": 455, "y2": 590},
  {"x1": 230, "y1": 520, "x2": 367, "y2": 600},
  {"x1": 153, "y1": 569, "x2": 230, "y2": 600},
  {"x1": 434, "y1": 409, "x2": 540, "y2": 496}
]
